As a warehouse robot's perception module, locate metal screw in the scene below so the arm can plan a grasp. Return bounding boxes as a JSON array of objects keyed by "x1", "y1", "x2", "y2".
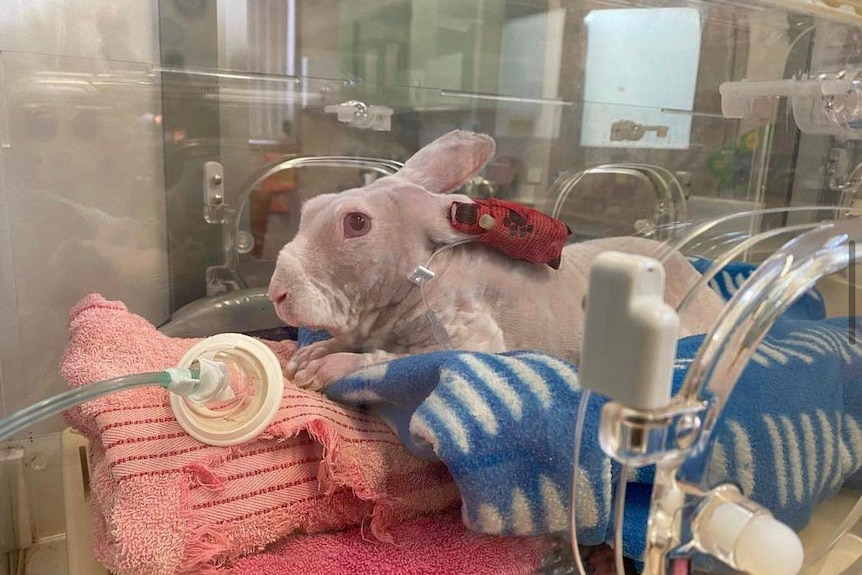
[
  {"x1": 210, "y1": 174, "x2": 223, "y2": 186},
  {"x1": 212, "y1": 194, "x2": 223, "y2": 205},
  {"x1": 236, "y1": 231, "x2": 255, "y2": 254},
  {"x1": 29, "y1": 452, "x2": 48, "y2": 471}
]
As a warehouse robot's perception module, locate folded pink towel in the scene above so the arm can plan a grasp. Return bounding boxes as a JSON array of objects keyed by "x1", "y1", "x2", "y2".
[
  {"x1": 228, "y1": 510, "x2": 556, "y2": 575},
  {"x1": 61, "y1": 294, "x2": 460, "y2": 575}
]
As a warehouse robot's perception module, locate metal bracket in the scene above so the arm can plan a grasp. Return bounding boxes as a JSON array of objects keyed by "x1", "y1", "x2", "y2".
[
  {"x1": 324, "y1": 100, "x2": 394, "y2": 131},
  {"x1": 203, "y1": 161, "x2": 227, "y2": 224},
  {"x1": 610, "y1": 120, "x2": 669, "y2": 141}
]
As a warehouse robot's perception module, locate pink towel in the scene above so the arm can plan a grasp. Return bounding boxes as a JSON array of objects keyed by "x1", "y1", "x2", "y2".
[
  {"x1": 228, "y1": 510, "x2": 556, "y2": 575},
  {"x1": 61, "y1": 294, "x2": 460, "y2": 575}
]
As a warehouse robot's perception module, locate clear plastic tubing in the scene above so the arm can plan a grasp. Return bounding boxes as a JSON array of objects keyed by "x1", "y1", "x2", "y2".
[
  {"x1": 0, "y1": 370, "x2": 192, "y2": 442},
  {"x1": 568, "y1": 389, "x2": 592, "y2": 575},
  {"x1": 804, "y1": 493, "x2": 862, "y2": 567}
]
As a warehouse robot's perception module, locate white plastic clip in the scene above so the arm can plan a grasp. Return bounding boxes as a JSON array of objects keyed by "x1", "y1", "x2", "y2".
[{"x1": 409, "y1": 266, "x2": 436, "y2": 287}]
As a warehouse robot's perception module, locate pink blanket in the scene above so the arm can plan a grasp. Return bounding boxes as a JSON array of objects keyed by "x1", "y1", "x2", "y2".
[
  {"x1": 61, "y1": 295, "x2": 460, "y2": 575},
  {"x1": 229, "y1": 510, "x2": 556, "y2": 575}
]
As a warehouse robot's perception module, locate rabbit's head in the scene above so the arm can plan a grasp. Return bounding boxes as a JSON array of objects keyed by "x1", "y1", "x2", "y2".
[{"x1": 268, "y1": 130, "x2": 495, "y2": 337}]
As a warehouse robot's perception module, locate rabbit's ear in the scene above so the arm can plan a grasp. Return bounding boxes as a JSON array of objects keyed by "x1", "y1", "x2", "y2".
[{"x1": 396, "y1": 130, "x2": 495, "y2": 194}]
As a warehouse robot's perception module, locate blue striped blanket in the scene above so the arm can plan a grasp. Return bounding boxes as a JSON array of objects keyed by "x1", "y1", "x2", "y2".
[{"x1": 312, "y1": 261, "x2": 862, "y2": 564}]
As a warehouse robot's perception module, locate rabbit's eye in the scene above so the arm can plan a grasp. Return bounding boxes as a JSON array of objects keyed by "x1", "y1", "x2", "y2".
[{"x1": 343, "y1": 212, "x2": 371, "y2": 238}]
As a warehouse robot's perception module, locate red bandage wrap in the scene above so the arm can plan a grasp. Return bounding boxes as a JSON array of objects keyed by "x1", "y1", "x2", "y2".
[{"x1": 449, "y1": 198, "x2": 572, "y2": 269}]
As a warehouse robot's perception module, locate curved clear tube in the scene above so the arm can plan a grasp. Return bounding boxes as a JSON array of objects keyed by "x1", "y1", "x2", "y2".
[
  {"x1": 805, "y1": 494, "x2": 862, "y2": 568},
  {"x1": 0, "y1": 372, "x2": 175, "y2": 442},
  {"x1": 676, "y1": 217, "x2": 862, "y2": 567},
  {"x1": 679, "y1": 217, "x2": 861, "y2": 447},
  {"x1": 643, "y1": 216, "x2": 862, "y2": 574},
  {"x1": 674, "y1": 222, "x2": 821, "y2": 316},
  {"x1": 551, "y1": 166, "x2": 654, "y2": 219},
  {"x1": 657, "y1": 205, "x2": 854, "y2": 264},
  {"x1": 569, "y1": 389, "x2": 592, "y2": 575},
  {"x1": 655, "y1": 205, "x2": 857, "y2": 319},
  {"x1": 207, "y1": 155, "x2": 403, "y2": 295},
  {"x1": 231, "y1": 155, "x2": 403, "y2": 240},
  {"x1": 550, "y1": 163, "x2": 687, "y2": 239}
]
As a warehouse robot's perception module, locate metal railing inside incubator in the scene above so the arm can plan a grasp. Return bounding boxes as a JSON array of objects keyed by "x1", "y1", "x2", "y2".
[{"x1": 549, "y1": 163, "x2": 688, "y2": 240}]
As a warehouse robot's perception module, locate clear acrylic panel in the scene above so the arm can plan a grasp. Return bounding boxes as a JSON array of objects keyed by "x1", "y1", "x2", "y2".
[{"x1": 1, "y1": 0, "x2": 862, "y2": 574}]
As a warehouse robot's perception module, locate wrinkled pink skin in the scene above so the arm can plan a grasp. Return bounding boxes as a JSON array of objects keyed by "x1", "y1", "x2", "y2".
[{"x1": 268, "y1": 131, "x2": 725, "y2": 390}]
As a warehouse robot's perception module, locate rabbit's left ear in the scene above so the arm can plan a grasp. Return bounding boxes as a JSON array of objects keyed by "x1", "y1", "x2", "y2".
[{"x1": 396, "y1": 130, "x2": 496, "y2": 194}]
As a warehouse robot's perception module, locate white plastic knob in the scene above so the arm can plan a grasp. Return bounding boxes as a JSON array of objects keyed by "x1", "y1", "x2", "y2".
[
  {"x1": 580, "y1": 251, "x2": 679, "y2": 409},
  {"x1": 736, "y1": 514, "x2": 804, "y2": 575},
  {"x1": 695, "y1": 499, "x2": 804, "y2": 575}
]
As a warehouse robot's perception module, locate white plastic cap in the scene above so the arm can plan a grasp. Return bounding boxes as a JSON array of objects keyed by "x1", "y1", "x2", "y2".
[
  {"x1": 170, "y1": 333, "x2": 283, "y2": 447},
  {"x1": 736, "y1": 514, "x2": 804, "y2": 575},
  {"x1": 697, "y1": 500, "x2": 804, "y2": 575},
  {"x1": 580, "y1": 251, "x2": 679, "y2": 409}
]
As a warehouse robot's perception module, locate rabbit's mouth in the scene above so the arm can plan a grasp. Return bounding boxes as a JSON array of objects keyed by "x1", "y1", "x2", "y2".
[
  {"x1": 275, "y1": 308, "x2": 321, "y2": 333},
  {"x1": 272, "y1": 301, "x2": 308, "y2": 330},
  {"x1": 271, "y1": 290, "x2": 341, "y2": 336}
]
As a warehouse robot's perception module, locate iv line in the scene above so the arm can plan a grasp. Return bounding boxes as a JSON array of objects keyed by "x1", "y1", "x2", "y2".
[{"x1": 408, "y1": 238, "x2": 476, "y2": 350}]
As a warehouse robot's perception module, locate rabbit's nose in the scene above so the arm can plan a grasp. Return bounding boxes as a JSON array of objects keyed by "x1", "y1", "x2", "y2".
[{"x1": 268, "y1": 286, "x2": 288, "y2": 305}]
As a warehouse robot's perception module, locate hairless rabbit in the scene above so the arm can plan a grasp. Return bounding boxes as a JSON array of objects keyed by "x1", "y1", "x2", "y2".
[{"x1": 268, "y1": 130, "x2": 725, "y2": 390}]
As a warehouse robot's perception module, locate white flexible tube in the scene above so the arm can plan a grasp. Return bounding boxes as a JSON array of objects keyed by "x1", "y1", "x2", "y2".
[
  {"x1": 613, "y1": 466, "x2": 629, "y2": 575},
  {"x1": 569, "y1": 389, "x2": 593, "y2": 575}
]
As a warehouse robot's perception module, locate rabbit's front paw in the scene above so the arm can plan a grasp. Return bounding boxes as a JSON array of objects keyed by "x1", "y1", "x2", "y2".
[
  {"x1": 285, "y1": 339, "x2": 349, "y2": 379},
  {"x1": 292, "y1": 352, "x2": 367, "y2": 391},
  {"x1": 293, "y1": 350, "x2": 402, "y2": 391}
]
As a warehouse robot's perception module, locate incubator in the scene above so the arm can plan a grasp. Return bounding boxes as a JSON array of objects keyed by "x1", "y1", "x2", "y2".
[{"x1": 1, "y1": 0, "x2": 862, "y2": 574}]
